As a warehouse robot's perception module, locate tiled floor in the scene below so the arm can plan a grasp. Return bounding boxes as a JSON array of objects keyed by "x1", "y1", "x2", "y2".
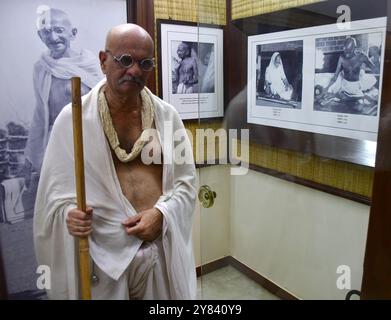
[{"x1": 197, "y1": 265, "x2": 280, "y2": 300}]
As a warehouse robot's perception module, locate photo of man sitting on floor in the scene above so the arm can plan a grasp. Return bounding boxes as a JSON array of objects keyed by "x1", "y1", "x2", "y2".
[{"x1": 314, "y1": 33, "x2": 383, "y2": 116}]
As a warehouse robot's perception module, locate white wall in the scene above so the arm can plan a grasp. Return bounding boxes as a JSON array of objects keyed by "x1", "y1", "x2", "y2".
[{"x1": 193, "y1": 165, "x2": 370, "y2": 299}]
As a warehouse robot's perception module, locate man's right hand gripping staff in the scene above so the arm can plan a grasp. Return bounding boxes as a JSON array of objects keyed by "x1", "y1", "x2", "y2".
[{"x1": 66, "y1": 207, "x2": 93, "y2": 237}]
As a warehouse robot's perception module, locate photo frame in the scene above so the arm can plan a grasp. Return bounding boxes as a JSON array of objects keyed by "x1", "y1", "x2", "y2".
[
  {"x1": 158, "y1": 20, "x2": 224, "y2": 120},
  {"x1": 0, "y1": 0, "x2": 128, "y2": 299},
  {"x1": 247, "y1": 17, "x2": 387, "y2": 142}
]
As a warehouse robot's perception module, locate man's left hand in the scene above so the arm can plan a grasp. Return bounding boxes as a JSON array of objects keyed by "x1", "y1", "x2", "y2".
[{"x1": 122, "y1": 208, "x2": 163, "y2": 242}]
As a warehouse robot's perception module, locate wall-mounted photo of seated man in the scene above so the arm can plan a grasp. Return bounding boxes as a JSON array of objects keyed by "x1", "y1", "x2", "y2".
[
  {"x1": 255, "y1": 40, "x2": 303, "y2": 109},
  {"x1": 314, "y1": 33, "x2": 383, "y2": 116}
]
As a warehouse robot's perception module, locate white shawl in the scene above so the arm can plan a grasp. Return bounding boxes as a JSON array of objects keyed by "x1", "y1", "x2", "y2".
[{"x1": 33, "y1": 79, "x2": 197, "y2": 299}]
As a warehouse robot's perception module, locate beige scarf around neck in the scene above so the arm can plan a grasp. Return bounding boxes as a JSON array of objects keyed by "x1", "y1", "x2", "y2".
[{"x1": 98, "y1": 87, "x2": 154, "y2": 162}]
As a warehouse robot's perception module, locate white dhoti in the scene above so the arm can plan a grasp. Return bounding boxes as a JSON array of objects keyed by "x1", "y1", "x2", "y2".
[
  {"x1": 177, "y1": 82, "x2": 197, "y2": 94},
  {"x1": 328, "y1": 70, "x2": 377, "y2": 98},
  {"x1": 359, "y1": 71, "x2": 377, "y2": 92},
  {"x1": 92, "y1": 237, "x2": 170, "y2": 300},
  {"x1": 340, "y1": 79, "x2": 364, "y2": 97}
]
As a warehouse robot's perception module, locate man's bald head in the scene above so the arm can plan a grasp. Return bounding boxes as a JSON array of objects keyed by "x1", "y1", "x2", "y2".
[
  {"x1": 37, "y1": 8, "x2": 73, "y2": 31},
  {"x1": 344, "y1": 37, "x2": 356, "y2": 59},
  {"x1": 177, "y1": 42, "x2": 191, "y2": 59},
  {"x1": 99, "y1": 24, "x2": 155, "y2": 97},
  {"x1": 105, "y1": 24, "x2": 154, "y2": 56},
  {"x1": 345, "y1": 37, "x2": 356, "y2": 49}
]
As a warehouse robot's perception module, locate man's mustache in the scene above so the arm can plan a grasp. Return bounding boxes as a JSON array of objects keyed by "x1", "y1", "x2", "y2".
[
  {"x1": 118, "y1": 75, "x2": 143, "y2": 86},
  {"x1": 48, "y1": 40, "x2": 64, "y2": 45}
]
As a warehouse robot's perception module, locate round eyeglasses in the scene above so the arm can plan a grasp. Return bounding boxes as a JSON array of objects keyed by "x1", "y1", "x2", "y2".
[
  {"x1": 105, "y1": 50, "x2": 155, "y2": 72},
  {"x1": 40, "y1": 26, "x2": 66, "y2": 37}
]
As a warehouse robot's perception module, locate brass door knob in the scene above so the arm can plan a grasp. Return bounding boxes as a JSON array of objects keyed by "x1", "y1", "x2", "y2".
[{"x1": 198, "y1": 185, "x2": 217, "y2": 208}]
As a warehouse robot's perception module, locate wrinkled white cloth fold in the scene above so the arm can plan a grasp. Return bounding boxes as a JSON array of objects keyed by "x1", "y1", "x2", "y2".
[
  {"x1": 33, "y1": 79, "x2": 197, "y2": 299},
  {"x1": 328, "y1": 70, "x2": 377, "y2": 97}
]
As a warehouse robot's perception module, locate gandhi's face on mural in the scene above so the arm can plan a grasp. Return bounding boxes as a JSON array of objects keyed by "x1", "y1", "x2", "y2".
[{"x1": 37, "y1": 9, "x2": 77, "y2": 59}]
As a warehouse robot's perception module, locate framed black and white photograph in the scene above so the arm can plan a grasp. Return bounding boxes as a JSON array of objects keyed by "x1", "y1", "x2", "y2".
[
  {"x1": 171, "y1": 41, "x2": 215, "y2": 94},
  {"x1": 256, "y1": 41, "x2": 303, "y2": 109},
  {"x1": 158, "y1": 21, "x2": 224, "y2": 120},
  {"x1": 248, "y1": 17, "x2": 386, "y2": 141},
  {"x1": 0, "y1": 0, "x2": 127, "y2": 299},
  {"x1": 314, "y1": 32, "x2": 383, "y2": 117}
]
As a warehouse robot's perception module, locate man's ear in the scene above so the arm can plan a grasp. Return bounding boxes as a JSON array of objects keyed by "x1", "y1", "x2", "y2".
[
  {"x1": 71, "y1": 28, "x2": 78, "y2": 40},
  {"x1": 99, "y1": 51, "x2": 107, "y2": 74}
]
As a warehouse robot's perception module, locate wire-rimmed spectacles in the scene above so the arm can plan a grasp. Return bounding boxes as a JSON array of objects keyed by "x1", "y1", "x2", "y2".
[{"x1": 105, "y1": 50, "x2": 155, "y2": 72}]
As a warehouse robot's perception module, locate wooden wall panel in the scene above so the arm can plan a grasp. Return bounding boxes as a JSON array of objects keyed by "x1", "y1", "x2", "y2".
[{"x1": 361, "y1": 35, "x2": 391, "y2": 299}]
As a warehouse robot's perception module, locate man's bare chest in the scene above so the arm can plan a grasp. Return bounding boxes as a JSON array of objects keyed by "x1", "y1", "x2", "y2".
[
  {"x1": 111, "y1": 114, "x2": 142, "y2": 153},
  {"x1": 342, "y1": 56, "x2": 363, "y2": 74},
  {"x1": 109, "y1": 133, "x2": 163, "y2": 212}
]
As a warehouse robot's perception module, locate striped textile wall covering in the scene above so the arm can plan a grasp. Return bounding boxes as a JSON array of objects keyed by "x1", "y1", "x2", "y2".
[{"x1": 231, "y1": 0, "x2": 324, "y2": 20}]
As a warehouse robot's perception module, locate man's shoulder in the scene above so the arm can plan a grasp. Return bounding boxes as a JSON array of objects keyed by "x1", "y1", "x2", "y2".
[
  {"x1": 33, "y1": 54, "x2": 47, "y2": 71},
  {"x1": 357, "y1": 51, "x2": 369, "y2": 60},
  {"x1": 152, "y1": 93, "x2": 175, "y2": 111},
  {"x1": 150, "y1": 92, "x2": 181, "y2": 118},
  {"x1": 55, "y1": 103, "x2": 73, "y2": 122}
]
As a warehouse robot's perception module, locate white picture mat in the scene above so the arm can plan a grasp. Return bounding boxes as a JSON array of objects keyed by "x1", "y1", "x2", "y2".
[
  {"x1": 161, "y1": 23, "x2": 224, "y2": 119},
  {"x1": 248, "y1": 17, "x2": 387, "y2": 141}
]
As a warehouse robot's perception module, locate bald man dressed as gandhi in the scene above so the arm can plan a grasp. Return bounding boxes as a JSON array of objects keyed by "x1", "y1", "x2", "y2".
[
  {"x1": 33, "y1": 24, "x2": 198, "y2": 300},
  {"x1": 24, "y1": 7, "x2": 102, "y2": 184}
]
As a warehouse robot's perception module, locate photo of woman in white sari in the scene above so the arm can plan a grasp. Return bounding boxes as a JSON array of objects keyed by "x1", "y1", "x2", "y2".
[{"x1": 264, "y1": 52, "x2": 293, "y2": 101}]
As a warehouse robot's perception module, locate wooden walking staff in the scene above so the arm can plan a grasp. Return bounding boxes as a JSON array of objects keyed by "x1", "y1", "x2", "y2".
[{"x1": 71, "y1": 77, "x2": 91, "y2": 300}]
